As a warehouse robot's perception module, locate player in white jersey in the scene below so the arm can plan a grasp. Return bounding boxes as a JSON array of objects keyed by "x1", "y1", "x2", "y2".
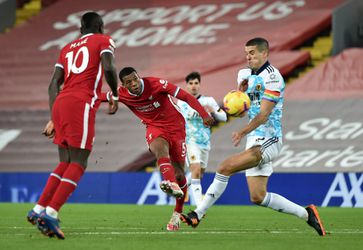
[
  {"x1": 178, "y1": 72, "x2": 227, "y2": 206},
  {"x1": 181, "y1": 38, "x2": 326, "y2": 236}
]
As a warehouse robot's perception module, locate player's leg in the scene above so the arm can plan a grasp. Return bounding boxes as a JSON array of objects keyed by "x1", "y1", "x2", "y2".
[
  {"x1": 246, "y1": 137, "x2": 325, "y2": 236},
  {"x1": 38, "y1": 98, "x2": 94, "y2": 239},
  {"x1": 39, "y1": 146, "x2": 90, "y2": 239},
  {"x1": 165, "y1": 161, "x2": 186, "y2": 231},
  {"x1": 246, "y1": 176, "x2": 325, "y2": 235},
  {"x1": 149, "y1": 136, "x2": 183, "y2": 198},
  {"x1": 27, "y1": 147, "x2": 70, "y2": 225},
  {"x1": 186, "y1": 143, "x2": 205, "y2": 207},
  {"x1": 181, "y1": 146, "x2": 262, "y2": 227},
  {"x1": 189, "y1": 162, "x2": 203, "y2": 206},
  {"x1": 247, "y1": 176, "x2": 307, "y2": 217}
]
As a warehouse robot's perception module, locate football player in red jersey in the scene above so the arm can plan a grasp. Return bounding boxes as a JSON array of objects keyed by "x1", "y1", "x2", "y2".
[
  {"x1": 102, "y1": 67, "x2": 214, "y2": 231},
  {"x1": 26, "y1": 12, "x2": 119, "y2": 240}
]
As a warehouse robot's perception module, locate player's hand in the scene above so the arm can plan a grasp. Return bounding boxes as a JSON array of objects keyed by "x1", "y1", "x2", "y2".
[
  {"x1": 238, "y1": 79, "x2": 248, "y2": 92},
  {"x1": 42, "y1": 120, "x2": 55, "y2": 138},
  {"x1": 108, "y1": 98, "x2": 118, "y2": 114},
  {"x1": 203, "y1": 115, "x2": 215, "y2": 127},
  {"x1": 232, "y1": 131, "x2": 245, "y2": 147}
]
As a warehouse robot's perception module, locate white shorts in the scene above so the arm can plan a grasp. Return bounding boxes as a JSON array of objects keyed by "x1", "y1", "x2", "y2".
[
  {"x1": 186, "y1": 142, "x2": 209, "y2": 169},
  {"x1": 245, "y1": 136, "x2": 282, "y2": 177}
]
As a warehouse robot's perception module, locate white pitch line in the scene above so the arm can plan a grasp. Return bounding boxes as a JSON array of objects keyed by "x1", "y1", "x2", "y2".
[{"x1": 4, "y1": 229, "x2": 363, "y2": 236}]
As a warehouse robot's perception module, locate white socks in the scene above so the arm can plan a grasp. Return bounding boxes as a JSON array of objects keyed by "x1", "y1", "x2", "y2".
[
  {"x1": 195, "y1": 173, "x2": 229, "y2": 219},
  {"x1": 46, "y1": 206, "x2": 59, "y2": 219},
  {"x1": 191, "y1": 179, "x2": 203, "y2": 207},
  {"x1": 261, "y1": 192, "x2": 308, "y2": 220},
  {"x1": 33, "y1": 204, "x2": 45, "y2": 214}
]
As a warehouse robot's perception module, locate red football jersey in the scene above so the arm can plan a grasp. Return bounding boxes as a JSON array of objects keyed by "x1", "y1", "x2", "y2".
[
  {"x1": 118, "y1": 77, "x2": 186, "y2": 129},
  {"x1": 55, "y1": 33, "x2": 115, "y2": 109}
]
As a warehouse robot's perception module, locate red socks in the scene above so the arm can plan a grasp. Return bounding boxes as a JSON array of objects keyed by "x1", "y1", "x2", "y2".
[
  {"x1": 158, "y1": 157, "x2": 176, "y2": 183},
  {"x1": 175, "y1": 176, "x2": 187, "y2": 213},
  {"x1": 37, "y1": 162, "x2": 69, "y2": 207},
  {"x1": 48, "y1": 163, "x2": 85, "y2": 211}
]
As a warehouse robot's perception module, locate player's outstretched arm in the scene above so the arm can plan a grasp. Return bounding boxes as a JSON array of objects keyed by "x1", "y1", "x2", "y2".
[
  {"x1": 101, "y1": 52, "x2": 118, "y2": 114},
  {"x1": 176, "y1": 88, "x2": 214, "y2": 126}
]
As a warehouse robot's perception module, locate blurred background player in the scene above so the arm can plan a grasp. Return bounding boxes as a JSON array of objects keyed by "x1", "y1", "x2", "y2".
[
  {"x1": 181, "y1": 37, "x2": 326, "y2": 236},
  {"x1": 102, "y1": 67, "x2": 214, "y2": 231},
  {"x1": 178, "y1": 72, "x2": 227, "y2": 206},
  {"x1": 26, "y1": 12, "x2": 119, "y2": 239}
]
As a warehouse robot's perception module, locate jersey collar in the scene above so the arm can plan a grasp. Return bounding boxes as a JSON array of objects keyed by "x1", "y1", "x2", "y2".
[
  {"x1": 252, "y1": 61, "x2": 270, "y2": 75},
  {"x1": 80, "y1": 33, "x2": 94, "y2": 39}
]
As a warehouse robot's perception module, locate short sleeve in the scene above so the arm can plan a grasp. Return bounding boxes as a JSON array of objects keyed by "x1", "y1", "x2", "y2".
[
  {"x1": 100, "y1": 35, "x2": 116, "y2": 56},
  {"x1": 262, "y1": 72, "x2": 284, "y2": 103},
  {"x1": 209, "y1": 97, "x2": 221, "y2": 111},
  {"x1": 55, "y1": 51, "x2": 64, "y2": 69}
]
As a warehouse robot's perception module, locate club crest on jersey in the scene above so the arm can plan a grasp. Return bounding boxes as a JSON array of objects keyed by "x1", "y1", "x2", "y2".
[
  {"x1": 159, "y1": 79, "x2": 168, "y2": 89},
  {"x1": 191, "y1": 155, "x2": 196, "y2": 161},
  {"x1": 270, "y1": 73, "x2": 276, "y2": 80},
  {"x1": 256, "y1": 84, "x2": 262, "y2": 91}
]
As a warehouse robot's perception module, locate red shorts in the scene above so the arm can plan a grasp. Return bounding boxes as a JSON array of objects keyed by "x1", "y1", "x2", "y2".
[
  {"x1": 146, "y1": 126, "x2": 186, "y2": 163},
  {"x1": 52, "y1": 96, "x2": 96, "y2": 151}
]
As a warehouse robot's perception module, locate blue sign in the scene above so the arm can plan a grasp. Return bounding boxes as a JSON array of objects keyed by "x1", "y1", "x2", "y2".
[{"x1": 0, "y1": 172, "x2": 362, "y2": 207}]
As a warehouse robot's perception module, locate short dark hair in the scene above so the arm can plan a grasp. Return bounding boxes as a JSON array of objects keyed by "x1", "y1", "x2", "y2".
[
  {"x1": 119, "y1": 67, "x2": 137, "y2": 82},
  {"x1": 185, "y1": 71, "x2": 201, "y2": 83},
  {"x1": 80, "y1": 12, "x2": 103, "y2": 34},
  {"x1": 245, "y1": 37, "x2": 269, "y2": 53}
]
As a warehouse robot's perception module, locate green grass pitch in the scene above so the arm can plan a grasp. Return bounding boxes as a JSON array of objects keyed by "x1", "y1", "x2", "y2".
[{"x1": 0, "y1": 203, "x2": 362, "y2": 250}]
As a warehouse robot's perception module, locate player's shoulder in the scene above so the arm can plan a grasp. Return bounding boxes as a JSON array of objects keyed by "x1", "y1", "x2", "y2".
[
  {"x1": 261, "y1": 64, "x2": 283, "y2": 81},
  {"x1": 144, "y1": 77, "x2": 171, "y2": 88},
  {"x1": 91, "y1": 33, "x2": 113, "y2": 42},
  {"x1": 237, "y1": 68, "x2": 252, "y2": 79},
  {"x1": 143, "y1": 76, "x2": 161, "y2": 83}
]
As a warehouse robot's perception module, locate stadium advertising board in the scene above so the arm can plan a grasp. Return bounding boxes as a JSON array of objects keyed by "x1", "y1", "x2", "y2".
[{"x1": 0, "y1": 172, "x2": 362, "y2": 207}]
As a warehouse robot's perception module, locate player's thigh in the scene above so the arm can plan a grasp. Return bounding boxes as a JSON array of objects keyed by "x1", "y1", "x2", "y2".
[
  {"x1": 218, "y1": 147, "x2": 262, "y2": 176},
  {"x1": 68, "y1": 146, "x2": 91, "y2": 168},
  {"x1": 245, "y1": 137, "x2": 282, "y2": 177},
  {"x1": 58, "y1": 146, "x2": 70, "y2": 163},
  {"x1": 146, "y1": 127, "x2": 170, "y2": 157},
  {"x1": 168, "y1": 130, "x2": 186, "y2": 164}
]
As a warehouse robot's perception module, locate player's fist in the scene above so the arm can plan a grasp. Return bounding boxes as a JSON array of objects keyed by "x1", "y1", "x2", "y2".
[
  {"x1": 238, "y1": 79, "x2": 248, "y2": 92},
  {"x1": 203, "y1": 115, "x2": 215, "y2": 127},
  {"x1": 42, "y1": 120, "x2": 55, "y2": 138},
  {"x1": 108, "y1": 98, "x2": 119, "y2": 115}
]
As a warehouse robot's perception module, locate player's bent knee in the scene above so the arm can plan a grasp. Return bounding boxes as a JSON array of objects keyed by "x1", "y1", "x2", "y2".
[
  {"x1": 249, "y1": 146, "x2": 263, "y2": 160},
  {"x1": 217, "y1": 166, "x2": 232, "y2": 176}
]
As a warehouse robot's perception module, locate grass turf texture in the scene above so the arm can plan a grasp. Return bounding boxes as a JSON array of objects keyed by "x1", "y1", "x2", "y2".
[{"x1": 0, "y1": 203, "x2": 362, "y2": 250}]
